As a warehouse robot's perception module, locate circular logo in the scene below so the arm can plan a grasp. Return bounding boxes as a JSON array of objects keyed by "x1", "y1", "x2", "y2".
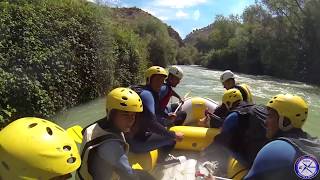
[{"x1": 294, "y1": 155, "x2": 319, "y2": 179}]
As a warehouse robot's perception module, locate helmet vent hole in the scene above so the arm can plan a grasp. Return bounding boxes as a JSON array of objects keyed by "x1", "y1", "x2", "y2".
[
  {"x1": 296, "y1": 114, "x2": 301, "y2": 117},
  {"x1": 46, "y1": 127, "x2": 53, "y2": 135},
  {"x1": 269, "y1": 101, "x2": 273, "y2": 104},
  {"x1": 129, "y1": 91, "x2": 133, "y2": 94},
  {"x1": 305, "y1": 111, "x2": 308, "y2": 114},
  {"x1": 283, "y1": 117, "x2": 291, "y2": 127},
  {"x1": 302, "y1": 119, "x2": 306, "y2": 122},
  {"x1": 1, "y1": 161, "x2": 9, "y2": 171},
  {"x1": 138, "y1": 99, "x2": 141, "y2": 102},
  {"x1": 273, "y1": 97, "x2": 277, "y2": 99},
  {"x1": 55, "y1": 126, "x2": 64, "y2": 132},
  {"x1": 122, "y1": 96, "x2": 128, "y2": 100},
  {"x1": 121, "y1": 89, "x2": 125, "y2": 92},
  {"x1": 120, "y1": 103, "x2": 127, "y2": 107},
  {"x1": 67, "y1": 157, "x2": 77, "y2": 164},
  {"x1": 63, "y1": 145, "x2": 72, "y2": 151},
  {"x1": 28, "y1": 123, "x2": 38, "y2": 128},
  {"x1": 42, "y1": 120, "x2": 47, "y2": 123}
]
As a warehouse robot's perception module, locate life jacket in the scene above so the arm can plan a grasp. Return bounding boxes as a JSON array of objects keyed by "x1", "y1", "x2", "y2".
[
  {"x1": 159, "y1": 83, "x2": 174, "y2": 110},
  {"x1": 235, "y1": 84, "x2": 253, "y2": 104},
  {"x1": 277, "y1": 129, "x2": 320, "y2": 160},
  {"x1": 76, "y1": 120, "x2": 129, "y2": 180},
  {"x1": 229, "y1": 102, "x2": 268, "y2": 166}
]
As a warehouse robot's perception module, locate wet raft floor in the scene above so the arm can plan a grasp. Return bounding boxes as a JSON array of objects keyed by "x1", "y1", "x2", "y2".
[{"x1": 151, "y1": 145, "x2": 230, "y2": 180}]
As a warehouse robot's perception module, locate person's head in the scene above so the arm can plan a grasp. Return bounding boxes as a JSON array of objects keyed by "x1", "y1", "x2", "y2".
[
  {"x1": 220, "y1": 70, "x2": 236, "y2": 90},
  {"x1": 106, "y1": 87, "x2": 143, "y2": 133},
  {"x1": 167, "y1": 66, "x2": 183, "y2": 87},
  {"x1": 0, "y1": 117, "x2": 81, "y2": 180},
  {"x1": 222, "y1": 88, "x2": 243, "y2": 110},
  {"x1": 145, "y1": 66, "x2": 167, "y2": 92},
  {"x1": 265, "y1": 94, "x2": 308, "y2": 139}
]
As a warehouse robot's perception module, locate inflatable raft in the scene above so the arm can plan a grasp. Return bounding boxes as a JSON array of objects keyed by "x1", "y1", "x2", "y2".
[{"x1": 67, "y1": 97, "x2": 247, "y2": 179}]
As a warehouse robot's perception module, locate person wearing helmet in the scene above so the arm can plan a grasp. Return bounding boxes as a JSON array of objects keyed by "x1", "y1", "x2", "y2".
[
  {"x1": 127, "y1": 66, "x2": 184, "y2": 162},
  {"x1": 210, "y1": 89, "x2": 268, "y2": 167},
  {"x1": 159, "y1": 65, "x2": 187, "y2": 127},
  {"x1": 244, "y1": 94, "x2": 320, "y2": 180},
  {"x1": 77, "y1": 87, "x2": 153, "y2": 180},
  {"x1": 0, "y1": 117, "x2": 81, "y2": 180},
  {"x1": 208, "y1": 70, "x2": 254, "y2": 128},
  {"x1": 220, "y1": 70, "x2": 253, "y2": 103}
]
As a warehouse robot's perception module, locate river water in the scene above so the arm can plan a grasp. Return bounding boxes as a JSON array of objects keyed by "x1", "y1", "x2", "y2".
[{"x1": 54, "y1": 65, "x2": 320, "y2": 137}]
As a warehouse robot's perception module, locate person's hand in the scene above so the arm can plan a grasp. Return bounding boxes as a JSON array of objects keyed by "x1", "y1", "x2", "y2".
[
  {"x1": 179, "y1": 98, "x2": 184, "y2": 104},
  {"x1": 168, "y1": 113, "x2": 177, "y2": 121},
  {"x1": 198, "y1": 115, "x2": 210, "y2": 127},
  {"x1": 205, "y1": 175, "x2": 216, "y2": 180},
  {"x1": 175, "y1": 132, "x2": 184, "y2": 142}
]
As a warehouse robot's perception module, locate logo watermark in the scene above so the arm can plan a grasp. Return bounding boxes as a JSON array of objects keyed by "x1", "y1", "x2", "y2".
[{"x1": 294, "y1": 155, "x2": 319, "y2": 179}]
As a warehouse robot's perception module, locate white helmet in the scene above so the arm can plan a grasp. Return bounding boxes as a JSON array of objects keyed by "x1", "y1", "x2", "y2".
[
  {"x1": 220, "y1": 70, "x2": 235, "y2": 83},
  {"x1": 168, "y1": 66, "x2": 183, "y2": 80}
]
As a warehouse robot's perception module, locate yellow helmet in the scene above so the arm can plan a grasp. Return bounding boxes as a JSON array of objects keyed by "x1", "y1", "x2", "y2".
[
  {"x1": 222, "y1": 88, "x2": 243, "y2": 110},
  {"x1": 266, "y1": 94, "x2": 308, "y2": 130},
  {"x1": 106, "y1": 87, "x2": 143, "y2": 117},
  {"x1": 145, "y1": 66, "x2": 168, "y2": 84},
  {"x1": 0, "y1": 117, "x2": 81, "y2": 180}
]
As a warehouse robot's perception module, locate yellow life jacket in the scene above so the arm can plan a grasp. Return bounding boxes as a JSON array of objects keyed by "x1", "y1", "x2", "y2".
[{"x1": 236, "y1": 83, "x2": 253, "y2": 104}]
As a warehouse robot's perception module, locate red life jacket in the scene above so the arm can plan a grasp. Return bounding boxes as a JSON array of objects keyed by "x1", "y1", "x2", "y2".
[{"x1": 159, "y1": 84, "x2": 173, "y2": 110}]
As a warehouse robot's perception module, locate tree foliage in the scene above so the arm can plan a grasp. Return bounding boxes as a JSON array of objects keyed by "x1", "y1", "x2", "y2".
[
  {"x1": 189, "y1": 0, "x2": 320, "y2": 85},
  {"x1": 0, "y1": 0, "x2": 182, "y2": 128}
]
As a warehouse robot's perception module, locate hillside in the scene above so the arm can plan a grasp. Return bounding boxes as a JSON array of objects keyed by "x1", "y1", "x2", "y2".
[
  {"x1": 111, "y1": 7, "x2": 184, "y2": 47},
  {"x1": 183, "y1": 23, "x2": 214, "y2": 46}
]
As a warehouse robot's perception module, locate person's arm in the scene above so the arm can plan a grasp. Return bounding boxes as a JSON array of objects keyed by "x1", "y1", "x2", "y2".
[
  {"x1": 96, "y1": 141, "x2": 139, "y2": 180},
  {"x1": 159, "y1": 85, "x2": 169, "y2": 100},
  {"x1": 244, "y1": 140, "x2": 297, "y2": 180},
  {"x1": 172, "y1": 90, "x2": 181, "y2": 101},
  {"x1": 214, "y1": 112, "x2": 239, "y2": 147},
  {"x1": 140, "y1": 91, "x2": 176, "y2": 138}
]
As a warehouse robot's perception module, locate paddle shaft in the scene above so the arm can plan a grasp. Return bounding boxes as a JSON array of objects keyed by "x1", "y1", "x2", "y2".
[{"x1": 173, "y1": 91, "x2": 191, "y2": 114}]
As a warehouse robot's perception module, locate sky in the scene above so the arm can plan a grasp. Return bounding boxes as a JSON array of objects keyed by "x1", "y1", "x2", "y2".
[{"x1": 92, "y1": 0, "x2": 256, "y2": 39}]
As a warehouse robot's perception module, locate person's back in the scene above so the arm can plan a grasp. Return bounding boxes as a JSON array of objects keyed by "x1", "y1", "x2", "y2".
[
  {"x1": 233, "y1": 103, "x2": 268, "y2": 164},
  {"x1": 214, "y1": 89, "x2": 268, "y2": 166}
]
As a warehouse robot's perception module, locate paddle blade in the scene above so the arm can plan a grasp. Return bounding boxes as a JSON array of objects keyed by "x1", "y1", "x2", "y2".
[{"x1": 67, "y1": 125, "x2": 83, "y2": 144}]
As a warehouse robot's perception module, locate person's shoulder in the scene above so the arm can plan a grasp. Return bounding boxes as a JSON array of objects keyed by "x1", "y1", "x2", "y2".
[
  {"x1": 226, "y1": 111, "x2": 239, "y2": 119},
  {"x1": 261, "y1": 140, "x2": 296, "y2": 153},
  {"x1": 97, "y1": 140, "x2": 124, "y2": 155},
  {"x1": 245, "y1": 140, "x2": 297, "y2": 179},
  {"x1": 253, "y1": 139, "x2": 297, "y2": 167},
  {"x1": 140, "y1": 89, "x2": 153, "y2": 98}
]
